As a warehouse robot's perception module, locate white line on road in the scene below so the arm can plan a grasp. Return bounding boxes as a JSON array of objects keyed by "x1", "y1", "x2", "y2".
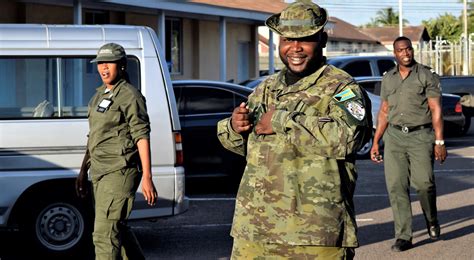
[
  {"x1": 356, "y1": 218, "x2": 374, "y2": 222},
  {"x1": 189, "y1": 197, "x2": 236, "y2": 201},
  {"x1": 443, "y1": 155, "x2": 474, "y2": 159},
  {"x1": 133, "y1": 223, "x2": 232, "y2": 229},
  {"x1": 434, "y1": 168, "x2": 474, "y2": 172},
  {"x1": 189, "y1": 194, "x2": 424, "y2": 200}
]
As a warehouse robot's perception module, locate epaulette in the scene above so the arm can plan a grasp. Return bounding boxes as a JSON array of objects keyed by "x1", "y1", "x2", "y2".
[{"x1": 423, "y1": 64, "x2": 437, "y2": 74}]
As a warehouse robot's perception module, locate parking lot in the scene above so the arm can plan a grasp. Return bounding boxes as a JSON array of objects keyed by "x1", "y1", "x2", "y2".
[
  {"x1": 1, "y1": 127, "x2": 473, "y2": 259},
  {"x1": 138, "y1": 127, "x2": 474, "y2": 259}
]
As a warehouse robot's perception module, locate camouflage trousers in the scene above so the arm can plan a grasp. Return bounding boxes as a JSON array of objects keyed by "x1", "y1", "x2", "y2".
[
  {"x1": 92, "y1": 168, "x2": 144, "y2": 260},
  {"x1": 231, "y1": 239, "x2": 355, "y2": 260}
]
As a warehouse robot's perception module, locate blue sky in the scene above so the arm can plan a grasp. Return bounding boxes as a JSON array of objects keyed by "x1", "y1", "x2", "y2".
[{"x1": 285, "y1": 0, "x2": 466, "y2": 26}]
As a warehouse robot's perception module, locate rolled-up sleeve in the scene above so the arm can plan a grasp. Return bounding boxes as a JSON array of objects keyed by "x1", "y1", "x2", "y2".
[{"x1": 123, "y1": 94, "x2": 150, "y2": 143}]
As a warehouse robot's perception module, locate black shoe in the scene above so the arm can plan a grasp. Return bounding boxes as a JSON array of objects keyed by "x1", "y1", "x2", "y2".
[
  {"x1": 391, "y1": 239, "x2": 413, "y2": 252},
  {"x1": 428, "y1": 224, "x2": 440, "y2": 240}
]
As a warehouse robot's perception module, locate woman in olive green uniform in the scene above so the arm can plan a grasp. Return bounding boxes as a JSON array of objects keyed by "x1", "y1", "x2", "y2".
[{"x1": 76, "y1": 43, "x2": 157, "y2": 260}]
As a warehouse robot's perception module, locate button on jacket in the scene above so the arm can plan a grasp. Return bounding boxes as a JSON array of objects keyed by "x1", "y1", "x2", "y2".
[
  {"x1": 87, "y1": 78, "x2": 150, "y2": 176},
  {"x1": 381, "y1": 63, "x2": 441, "y2": 127},
  {"x1": 217, "y1": 65, "x2": 371, "y2": 247}
]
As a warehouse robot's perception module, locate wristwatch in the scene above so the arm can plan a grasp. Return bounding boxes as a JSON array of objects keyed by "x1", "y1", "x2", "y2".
[{"x1": 435, "y1": 140, "x2": 445, "y2": 146}]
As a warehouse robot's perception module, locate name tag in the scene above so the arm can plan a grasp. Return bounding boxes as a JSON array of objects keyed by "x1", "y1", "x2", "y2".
[{"x1": 97, "y1": 98, "x2": 112, "y2": 113}]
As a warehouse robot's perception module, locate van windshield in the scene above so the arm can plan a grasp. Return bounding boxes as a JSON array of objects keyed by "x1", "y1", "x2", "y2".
[{"x1": 0, "y1": 56, "x2": 140, "y2": 119}]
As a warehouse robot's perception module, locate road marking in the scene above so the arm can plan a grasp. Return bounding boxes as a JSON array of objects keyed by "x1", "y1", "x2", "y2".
[
  {"x1": 440, "y1": 155, "x2": 474, "y2": 159},
  {"x1": 133, "y1": 223, "x2": 232, "y2": 229},
  {"x1": 189, "y1": 194, "x2": 427, "y2": 200},
  {"x1": 434, "y1": 169, "x2": 474, "y2": 172},
  {"x1": 189, "y1": 197, "x2": 236, "y2": 201},
  {"x1": 356, "y1": 218, "x2": 374, "y2": 222}
]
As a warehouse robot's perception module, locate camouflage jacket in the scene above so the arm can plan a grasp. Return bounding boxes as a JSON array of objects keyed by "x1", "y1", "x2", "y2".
[{"x1": 217, "y1": 65, "x2": 371, "y2": 247}]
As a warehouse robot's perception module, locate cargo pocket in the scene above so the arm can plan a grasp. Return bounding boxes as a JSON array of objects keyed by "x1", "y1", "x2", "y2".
[{"x1": 105, "y1": 195, "x2": 134, "y2": 221}]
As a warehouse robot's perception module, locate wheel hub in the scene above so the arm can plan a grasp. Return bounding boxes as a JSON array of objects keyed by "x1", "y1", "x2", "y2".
[{"x1": 36, "y1": 203, "x2": 84, "y2": 251}]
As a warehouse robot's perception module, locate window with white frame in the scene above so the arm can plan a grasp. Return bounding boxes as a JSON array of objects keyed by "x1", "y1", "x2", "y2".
[{"x1": 165, "y1": 18, "x2": 182, "y2": 74}]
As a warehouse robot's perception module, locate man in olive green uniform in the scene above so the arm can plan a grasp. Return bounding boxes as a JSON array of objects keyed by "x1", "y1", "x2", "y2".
[
  {"x1": 371, "y1": 36, "x2": 447, "y2": 252},
  {"x1": 217, "y1": 1, "x2": 372, "y2": 258},
  {"x1": 77, "y1": 43, "x2": 157, "y2": 260}
]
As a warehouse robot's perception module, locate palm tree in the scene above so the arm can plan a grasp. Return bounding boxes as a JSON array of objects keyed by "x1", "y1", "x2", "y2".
[{"x1": 374, "y1": 7, "x2": 409, "y2": 26}]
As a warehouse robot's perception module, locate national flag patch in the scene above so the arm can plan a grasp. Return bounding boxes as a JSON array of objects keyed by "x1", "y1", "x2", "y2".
[{"x1": 333, "y1": 89, "x2": 356, "y2": 102}]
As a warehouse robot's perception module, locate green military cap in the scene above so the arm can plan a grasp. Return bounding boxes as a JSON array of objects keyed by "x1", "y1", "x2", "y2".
[
  {"x1": 91, "y1": 42, "x2": 126, "y2": 63},
  {"x1": 265, "y1": 0, "x2": 328, "y2": 38}
]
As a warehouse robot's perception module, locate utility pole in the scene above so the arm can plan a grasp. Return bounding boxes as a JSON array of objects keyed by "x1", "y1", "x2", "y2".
[
  {"x1": 463, "y1": 0, "x2": 469, "y2": 75},
  {"x1": 399, "y1": 0, "x2": 403, "y2": 36}
]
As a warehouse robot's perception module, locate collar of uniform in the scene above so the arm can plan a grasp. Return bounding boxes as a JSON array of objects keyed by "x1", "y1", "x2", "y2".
[
  {"x1": 391, "y1": 61, "x2": 418, "y2": 76},
  {"x1": 277, "y1": 62, "x2": 327, "y2": 90},
  {"x1": 96, "y1": 78, "x2": 127, "y2": 96}
]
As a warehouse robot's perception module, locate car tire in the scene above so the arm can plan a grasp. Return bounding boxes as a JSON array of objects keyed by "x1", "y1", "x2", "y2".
[{"x1": 21, "y1": 195, "x2": 93, "y2": 257}]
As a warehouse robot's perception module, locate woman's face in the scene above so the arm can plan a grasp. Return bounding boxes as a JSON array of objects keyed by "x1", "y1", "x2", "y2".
[{"x1": 97, "y1": 61, "x2": 120, "y2": 87}]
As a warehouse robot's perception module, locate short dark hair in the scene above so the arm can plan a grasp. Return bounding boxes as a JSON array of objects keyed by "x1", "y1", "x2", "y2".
[{"x1": 393, "y1": 36, "x2": 412, "y2": 48}]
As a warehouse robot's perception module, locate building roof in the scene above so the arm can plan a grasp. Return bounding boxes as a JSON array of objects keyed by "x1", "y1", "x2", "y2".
[
  {"x1": 359, "y1": 26, "x2": 431, "y2": 45},
  {"x1": 104, "y1": 0, "x2": 286, "y2": 22},
  {"x1": 327, "y1": 17, "x2": 379, "y2": 44},
  {"x1": 189, "y1": 0, "x2": 286, "y2": 14}
]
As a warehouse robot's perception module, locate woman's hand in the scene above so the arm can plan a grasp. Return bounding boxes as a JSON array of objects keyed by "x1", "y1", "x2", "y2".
[{"x1": 141, "y1": 176, "x2": 157, "y2": 206}]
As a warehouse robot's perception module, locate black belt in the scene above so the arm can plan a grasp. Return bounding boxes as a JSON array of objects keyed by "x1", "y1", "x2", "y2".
[{"x1": 390, "y1": 123, "x2": 432, "y2": 133}]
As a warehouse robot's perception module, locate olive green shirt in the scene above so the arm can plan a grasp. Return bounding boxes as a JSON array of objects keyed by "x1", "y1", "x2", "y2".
[
  {"x1": 381, "y1": 63, "x2": 441, "y2": 127},
  {"x1": 218, "y1": 65, "x2": 372, "y2": 247},
  {"x1": 87, "y1": 78, "x2": 150, "y2": 176}
]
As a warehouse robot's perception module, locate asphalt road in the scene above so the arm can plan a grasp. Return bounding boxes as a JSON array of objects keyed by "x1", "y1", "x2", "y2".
[
  {"x1": 1, "y1": 126, "x2": 473, "y2": 259},
  {"x1": 134, "y1": 126, "x2": 474, "y2": 260}
]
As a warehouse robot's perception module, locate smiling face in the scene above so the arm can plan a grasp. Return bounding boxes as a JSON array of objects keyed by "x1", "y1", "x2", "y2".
[
  {"x1": 393, "y1": 39, "x2": 415, "y2": 68},
  {"x1": 279, "y1": 32, "x2": 327, "y2": 77},
  {"x1": 97, "y1": 61, "x2": 120, "y2": 88}
]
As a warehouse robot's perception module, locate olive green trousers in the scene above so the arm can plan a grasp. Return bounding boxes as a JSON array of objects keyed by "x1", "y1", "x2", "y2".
[
  {"x1": 383, "y1": 126, "x2": 438, "y2": 241},
  {"x1": 92, "y1": 168, "x2": 144, "y2": 260},
  {"x1": 231, "y1": 239, "x2": 355, "y2": 259}
]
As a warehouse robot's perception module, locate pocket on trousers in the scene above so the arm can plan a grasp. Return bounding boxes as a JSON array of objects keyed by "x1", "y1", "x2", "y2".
[{"x1": 105, "y1": 196, "x2": 134, "y2": 221}]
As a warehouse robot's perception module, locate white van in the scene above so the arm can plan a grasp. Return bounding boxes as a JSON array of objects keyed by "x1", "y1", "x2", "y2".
[{"x1": 0, "y1": 24, "x2": 187, "y2": 254}]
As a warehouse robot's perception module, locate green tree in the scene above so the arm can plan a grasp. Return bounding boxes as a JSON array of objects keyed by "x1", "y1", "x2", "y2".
[
  {"x1": 364, "y1": 7, "x2": 409, "y2": 27},
  {"x1": 363, "y1": 18, "x2": 381, "y2": 28},
  {"x1": 422, "y1": 13, "x2": 462, "y2": 42}
]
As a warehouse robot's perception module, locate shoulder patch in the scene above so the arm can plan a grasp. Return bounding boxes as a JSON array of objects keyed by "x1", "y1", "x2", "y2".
[
  {"x1": 333, "y1": 89, "x2": 356, "y2": 102},
  {"x1": 345, "y1": 100, "x2": 366, "y2": 121}
]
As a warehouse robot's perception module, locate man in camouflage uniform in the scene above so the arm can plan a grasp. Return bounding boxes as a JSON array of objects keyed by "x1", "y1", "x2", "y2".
[
  {"x1": 217, "y1": 1, "x2": 372, "y2": 258},
  {"x1": 370, "y1": 36, "x2": 447, "y2": 252}
]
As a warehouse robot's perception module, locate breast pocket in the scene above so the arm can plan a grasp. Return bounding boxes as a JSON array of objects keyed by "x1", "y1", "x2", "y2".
[
  {"x1": 92, "y1": 107, "x2": 122, "y2": 130},
  {"x1": 406, "y1": 85, "x2": 426, "y2": 105},
  {"x1": 386, "y1": 88, "x2": 398, "y2": 108}
]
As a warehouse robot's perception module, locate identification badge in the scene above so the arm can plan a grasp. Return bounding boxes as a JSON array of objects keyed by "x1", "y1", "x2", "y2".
[{"x1": 97, "y1": 98, "x2": 112, "y2": 113}]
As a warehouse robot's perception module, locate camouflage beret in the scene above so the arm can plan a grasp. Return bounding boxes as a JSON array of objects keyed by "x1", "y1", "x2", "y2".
[
  {"x1": 91, "y1": 42, "x2": 126, "y2": 63},
  {"x1": 265, "y1": 0, "x2": 328, "y2": 38}
]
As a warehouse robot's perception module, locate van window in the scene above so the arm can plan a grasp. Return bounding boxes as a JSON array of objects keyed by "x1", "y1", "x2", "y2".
[
  {"x1": 0, "y1": 57, "x2": 140, "y2": 119},
  {"x1": 342, "y1": 60, "x2": 372, "y2": 77}
]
